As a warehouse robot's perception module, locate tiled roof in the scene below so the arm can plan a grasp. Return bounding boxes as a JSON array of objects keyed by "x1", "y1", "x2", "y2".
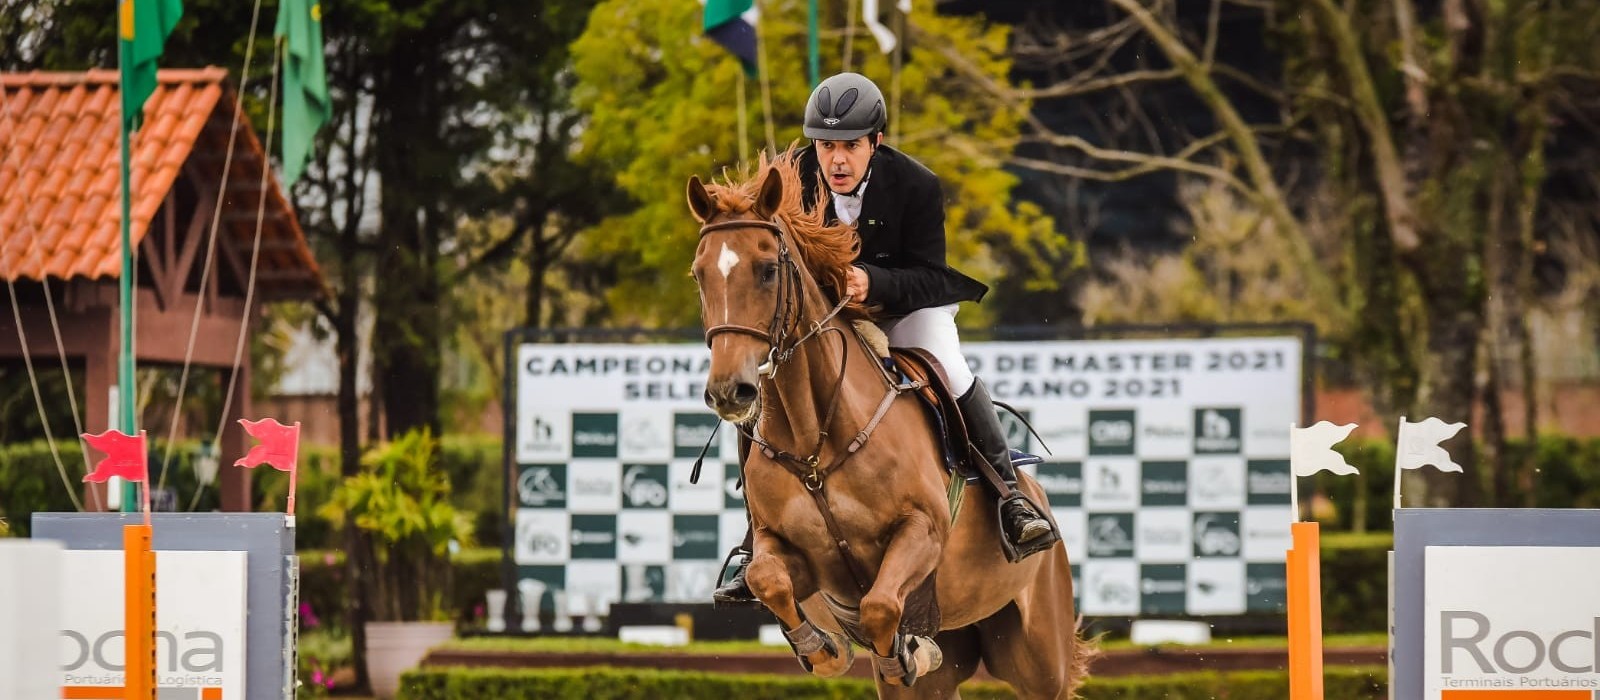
[{"x1": 0, "y1": 68, "x2": 322, "y2": 296}]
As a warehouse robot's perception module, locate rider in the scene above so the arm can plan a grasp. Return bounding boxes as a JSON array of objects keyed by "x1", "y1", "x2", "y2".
[{"x1": 714, "y1": 72, "x2": 1059, "y2": 607}]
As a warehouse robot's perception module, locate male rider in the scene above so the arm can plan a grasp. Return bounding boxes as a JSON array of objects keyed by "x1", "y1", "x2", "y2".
[{"x1": 714, "y1": 72, "x2": 1060, "y2": 607}]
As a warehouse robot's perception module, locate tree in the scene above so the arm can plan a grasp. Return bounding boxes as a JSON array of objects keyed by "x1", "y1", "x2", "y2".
[{"x1": 568, "y1": 0, "x2": 1077, "y2": 328}]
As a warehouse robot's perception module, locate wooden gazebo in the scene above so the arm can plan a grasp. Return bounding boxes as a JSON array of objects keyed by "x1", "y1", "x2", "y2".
[{"x1": 0, "y1": 68, "x2": 324, "y2": 511}]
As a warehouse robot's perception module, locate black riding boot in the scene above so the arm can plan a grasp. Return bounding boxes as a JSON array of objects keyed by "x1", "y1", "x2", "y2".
[
  {"x1": 712, "y1": 526, "x2": 762, "y2": 608},
  {"x1": 957, "y1": 378, "x2": 1060, "y2": 563}
]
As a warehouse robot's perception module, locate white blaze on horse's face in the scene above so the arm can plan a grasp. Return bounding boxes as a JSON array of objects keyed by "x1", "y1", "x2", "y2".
[{"x1": 717, "y1": 242, "x2": 740, "y2": 323}]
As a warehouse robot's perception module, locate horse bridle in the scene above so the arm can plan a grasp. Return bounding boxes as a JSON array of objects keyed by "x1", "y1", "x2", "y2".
[{"x1": 697, "y1": 216, "x2": 849, "y2": 377}]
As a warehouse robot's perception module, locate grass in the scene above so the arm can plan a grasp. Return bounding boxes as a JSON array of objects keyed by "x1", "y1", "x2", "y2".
[{"x1": 439, "y1": 631, "x2": 1388, "y2": 656}]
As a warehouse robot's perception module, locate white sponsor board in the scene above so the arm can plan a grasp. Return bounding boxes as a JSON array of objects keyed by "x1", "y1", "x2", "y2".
[
  {"x1": 510, "y1": 336, "x2": 1301, "y2": 615},
  {"x1": 1425, "y1": 546, "x2": 1600, "y2": 697},
  {"x1": 59, "y1": 550, "x2": 247, "y2": 698}
]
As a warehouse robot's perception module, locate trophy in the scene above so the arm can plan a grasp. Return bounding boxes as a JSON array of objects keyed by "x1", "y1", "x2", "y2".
[
  {"x1": 517, "y1": 579, "x2": 547, "y2": 633},
  {"x1": 485, "y1": 589, "x2": 507, "y2": 633},
  {"x1": 552, "y1": 589, "x2": 575, "y2": 633}
]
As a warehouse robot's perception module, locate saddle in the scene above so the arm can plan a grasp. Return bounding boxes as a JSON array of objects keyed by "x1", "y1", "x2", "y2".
[{"x1": 877, "y1": 344, "x2": 1046, "y2": 480}]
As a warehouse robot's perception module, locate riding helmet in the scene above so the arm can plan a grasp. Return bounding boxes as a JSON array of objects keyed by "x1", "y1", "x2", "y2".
[{"x1": 803, "y1": 72, "x2": 887, "y2": 141}]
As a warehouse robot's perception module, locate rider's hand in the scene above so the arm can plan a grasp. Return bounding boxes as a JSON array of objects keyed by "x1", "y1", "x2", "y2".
[{"x1": 845, "y1": 266, "x2": 870, "y2": 303}]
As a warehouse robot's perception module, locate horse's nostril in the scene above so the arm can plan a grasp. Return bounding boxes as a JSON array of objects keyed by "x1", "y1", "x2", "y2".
[{"x1": 733, "y1": 382, "x2": 759, "y2": 404}]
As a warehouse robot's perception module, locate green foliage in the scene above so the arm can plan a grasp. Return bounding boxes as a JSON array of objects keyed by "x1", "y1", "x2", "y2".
[
  {"x1": 397, "y1": 666, "x2": 1388, "y2": 699},
  {"x1": 296, "y1": 629, "x2": 350, "y2": 698},
  {"x1": 569, "y1": 0, "x2": 1076, "y2": 326},
  {"x1": 319, "y1": 428, "x2": 475, "y2": 622},
  {"x1": 299, "y1": 546, "x2": 501, "y2": 631}
]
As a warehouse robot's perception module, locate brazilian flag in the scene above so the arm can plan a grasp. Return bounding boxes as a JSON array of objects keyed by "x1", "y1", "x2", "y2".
[{"x1": 119, "y1": 0, "x2": 184, "y2": 131}]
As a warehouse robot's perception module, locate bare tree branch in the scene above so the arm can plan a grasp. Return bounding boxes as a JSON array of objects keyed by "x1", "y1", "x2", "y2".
[{"x1": 1012, "y1": 68, "x2": 1183, "y2": 99}]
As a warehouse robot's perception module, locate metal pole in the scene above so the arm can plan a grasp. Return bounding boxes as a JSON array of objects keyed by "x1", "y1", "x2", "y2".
[
  {"x1": 119, "y1": 20, "x2": 140, "y2": 513},
  {"x1": 808, "y1": 0, "x2": 820, "y2": 87}
]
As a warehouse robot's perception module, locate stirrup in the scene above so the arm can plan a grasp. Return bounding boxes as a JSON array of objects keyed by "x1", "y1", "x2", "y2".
[
  {"x1": 996, "y1": 492, "x2": 1060, "y2": 564},
  {"x1": 712, "y1": 548, "x2": 763, "y2": 610}
]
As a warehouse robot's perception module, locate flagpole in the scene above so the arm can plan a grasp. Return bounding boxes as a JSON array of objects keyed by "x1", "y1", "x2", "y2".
[
  {"x1": 1393, "y1": 416, "x2": 1405, "y2": 513},
  {"x1": 118, "y1": 10, "x2": 139, "y2": 515},
  {"x1": 1289, "y1": 423, "x2": 1300, "y2": 523},
  {"x1": 807, "y1": 0, "x2": 820, "y2": 87}
]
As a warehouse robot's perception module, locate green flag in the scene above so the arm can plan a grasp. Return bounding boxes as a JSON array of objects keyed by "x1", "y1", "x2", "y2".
[
  {"x1": 119, "y1": 0, "x2": 184, "y2": 131},
  {"x1": 275, "y1": 0, "x2": 330, "y2": 185}
]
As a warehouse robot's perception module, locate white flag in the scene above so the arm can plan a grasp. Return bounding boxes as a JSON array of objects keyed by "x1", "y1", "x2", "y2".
[
  {"x1": 1395, "y1": 417, "x2": 1468, "y2": 473},
  {"x1": 863, "y1": 0, "x2": 898, "y2": 54},
  {"x1": 1290, "y1": 421, "x2": 1360, "y2": 477},
  {"x1": 897, "y1": 0, "x2": 912, "y2": 14}
]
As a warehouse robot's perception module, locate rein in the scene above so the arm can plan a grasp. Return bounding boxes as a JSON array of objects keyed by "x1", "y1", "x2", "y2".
[{"x1": 696, "y1": 213, "x2": 922, "y2": 596}]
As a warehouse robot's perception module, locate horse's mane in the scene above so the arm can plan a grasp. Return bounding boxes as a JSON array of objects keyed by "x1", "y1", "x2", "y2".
[{"x1": 701, "y1": 146, "x2": 868, "y2": 320}]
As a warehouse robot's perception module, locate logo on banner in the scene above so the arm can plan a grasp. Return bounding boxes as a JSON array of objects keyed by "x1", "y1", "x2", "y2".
[
  {"x1": 1193, "y1": 408, "x2": 1243, "y2": 454},
  {"x1": 1141, "y1": 461, "x2": 1189, "y2": 507},
  {"x1": 672, "y1": 515, "x2": 721, "y2": 560},
  {"x1": 572, "y1": 412, "x2": 620, "y2": 458},
  {"x1": 1086, "y1": 513, "x2": 1136, "y2": 558},
  {"x1": 1140, "y1": 564, "x2": 1187, "y2": 615},
  {"x1": 1246, "y1": 563, "x2": 1288, "y2": 613},
  {"x1": 522, "y1": 414, "x2": 563, "y2": 456},
  {"x1": 674, "y1": 413, "x2": 720, "y2": 458},
  {"x1": 1193, "y1": 512, "x2": 1242, "y2": 557},
  {"x1": 1247, "y1": 460, "x2": 1292, "y2": 505},
  {"x1": 999, "y1": 408, "x2": 1031, "y2": 452},
  {"x1": 1036, "y1": 462, "x2": 1083, "y2": 507},
  {"x1": 622, "y1": 464, "x2": 669, "y2": 508},
  {"x1": 1088, "y1": 410, "x2": 1136, "y2": 456},
  {"x1": 517, "y1": 465, "x2": 567, "y2": 508},
  {"x1": 570, "y1": 514, "x2": 618, "y2": 559},
  {"x1": 621, "y1": 564, "x2": 667, "y2": 603},
  {"x1": 1089, "y1": 565, "x2": 1138, "y2": 608},
  {"x1": 623, "y1": 416, "x2": 669, "y2": 456}
]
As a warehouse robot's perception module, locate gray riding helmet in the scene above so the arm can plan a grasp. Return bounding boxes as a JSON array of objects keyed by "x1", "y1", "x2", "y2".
[{"x1": 803, "y1": 72, "x2": 887, "y2": 141}]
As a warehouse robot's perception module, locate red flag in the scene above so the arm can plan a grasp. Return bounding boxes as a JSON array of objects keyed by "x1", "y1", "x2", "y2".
[
  {"x1": 81, "y1": 430, "x2": 149, "y2": 483},
  {"x1": 235, "y1": 418, "x2": 300, "y2": 472}
]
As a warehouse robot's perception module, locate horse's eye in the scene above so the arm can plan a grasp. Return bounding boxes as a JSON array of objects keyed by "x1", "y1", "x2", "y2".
[{"x1": 760, "y1": 263, "x2": 779, "y2": 283}]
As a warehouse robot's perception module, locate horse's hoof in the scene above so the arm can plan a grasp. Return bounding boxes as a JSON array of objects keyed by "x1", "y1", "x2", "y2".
[
  {"x1": 910, "y1": 636, "x2": 942, "y2": 675},
  {"x1": 811, "y1": 635, "x2": 855, "y2": 678}
]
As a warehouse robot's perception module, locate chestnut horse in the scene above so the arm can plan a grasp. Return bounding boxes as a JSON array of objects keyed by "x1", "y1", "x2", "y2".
[{"x1": 687, "y1": 153, "x2": 1093, "y2": 699}]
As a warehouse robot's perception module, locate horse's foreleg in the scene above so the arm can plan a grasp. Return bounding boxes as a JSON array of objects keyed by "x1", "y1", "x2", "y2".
[
  {"x1": 746, "y1": 528, "x2": 855, "y2": 678},
  {"x1": 861, "y1": 511, "x2": 944, "y2": 686}
]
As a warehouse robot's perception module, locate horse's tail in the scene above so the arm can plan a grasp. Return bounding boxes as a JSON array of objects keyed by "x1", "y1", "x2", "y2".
[{"x1": 1067, "y1": 613, "x2": 1104, "y2": 698}]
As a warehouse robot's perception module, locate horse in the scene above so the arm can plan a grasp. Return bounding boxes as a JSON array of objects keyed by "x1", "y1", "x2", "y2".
[{"x1": 686, "y1": 152, "x2": 1094, "y2": 699}]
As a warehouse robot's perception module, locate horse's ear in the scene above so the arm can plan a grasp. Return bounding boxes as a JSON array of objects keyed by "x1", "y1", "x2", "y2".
[
  {"x1": 753, "y1": 167, "x2": 784, "y2": 220},
  {"x1": 686, "y1": 175, "x2": 715, "y2": 223}
]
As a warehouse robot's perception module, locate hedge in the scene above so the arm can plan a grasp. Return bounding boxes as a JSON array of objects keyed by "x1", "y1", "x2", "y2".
[
  {"x1": 298, "y1": 546, "x2": 501, "y2": 632},
  {"x1": 397, "y1": 666, "x2": 1388, "y2": 700}
]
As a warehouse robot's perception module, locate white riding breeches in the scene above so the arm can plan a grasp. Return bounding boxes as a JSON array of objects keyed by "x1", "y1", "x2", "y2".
[{"x1": 877, "y1": 304, "x2": 976, "y2": 397}]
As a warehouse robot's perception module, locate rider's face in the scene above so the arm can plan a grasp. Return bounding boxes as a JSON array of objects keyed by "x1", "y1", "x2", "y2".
[{"x1": 815, "y1": 135, "x2": 878, "y2": 194}]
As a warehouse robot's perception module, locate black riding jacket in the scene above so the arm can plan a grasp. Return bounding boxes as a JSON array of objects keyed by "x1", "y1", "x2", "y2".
[{"x1": 797, "y1": 145, "x2": 988, "y2": 317}]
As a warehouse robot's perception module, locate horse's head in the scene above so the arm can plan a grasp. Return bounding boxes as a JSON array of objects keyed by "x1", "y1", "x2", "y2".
[{"x1": 688, "y1": 166, "x2": 790, "y2": 423}]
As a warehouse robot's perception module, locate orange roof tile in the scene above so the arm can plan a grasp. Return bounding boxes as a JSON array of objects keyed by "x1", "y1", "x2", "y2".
[{"x1": 0, "y1": 68, "x2": 322, "y2": 296}]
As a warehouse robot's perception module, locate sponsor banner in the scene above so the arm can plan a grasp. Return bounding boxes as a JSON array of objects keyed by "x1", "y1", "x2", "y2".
[
  {"x1": 570, "y1": 514, "x2": 619, "y2": 560},
  {"x1": 517, "y1": 464, "x2": 568, "y2": 508},
  {"x1": 1141, "y1": 461, "x2": 1189, "y2": 507},
  {"x1": 1246, "y1": 459, "x2": 1292, "y2": 506},
  {"x1": 1086, "y1": 409, "x2": 1137, "y2": 456},
  {"x1": 1083, "y1": 459, "x2": 1139, "y2": 510},
  {"x1": 1189, "y1": 456, "x2": 1246, "y2": 510},
  {"x1": 669, "y1": 461, "x2": 725, "y2": 513},
  {"x1": 620, "y1": 409, "x2": 672, "y2": 461},
  {"x1": 567, "y1": 461, "x2": 621, "y2": 513},
  {"x1": 517, "y1": 411, "x2": 569, "y2": 462},
  {"x1": 1137, "y1": 404, "x2": 1192, "y2": 459},
  {"x1": 616, "y1": 511, "x2": 673, "y2": 563},
  {"x1": 1057, "y1": 509, "x2": 1089, "y2": 564},
  {"x1": 1140, "y1": 564, "x2": 1188, "y2": 615},
  {"x1": 1081, "y1": 560, "x2": 1140, "y2": 616},
  {"x1": 672, "y1": 514, "x2": 722, "y2": 560},
  {"x1": 1424, "y1": 546, "x2": 1600, "y2": 698},
  {"x1": 571, "y1": 412, "x2": 620, "y2": 458},
  {"x1": 1193, "y1": 512, "x2": 1243, "y2": 559},
  {"x1": 621, "y1": 464, "x2": 670, "y2": 509},
  {"x1": 673, "y1": 412, "x2": 721, "y2": 459},
  {"x1": 1136, "y1": 508, "x2": 1193, "y2": 563},
  {"x1": 1241, "y1": 507, "x2": 1294, "y2": 561},
  {"x1": 1036, "y1": 462, "x2": 1083, "y2": 508},
  {"x1": 1193, "y1": 407, "x2": 1243, "y2": 454},
  {"x1": 620, "y1": 564, "x2": 667, "y2": 603},
  {"x1": 1187, "y1": 559, "x2": 1246, "y2": 615},
  {"x1": 515, "y1": 510, "x2": 569, "y2": 564},
  {"x1": 59, "y1": 551, "x2": 247, "y2": 698},
  {"x1": 1246, "y1": 562, "x2": 1288, "y2": 614},
  {"x1": 1086, "y1": 512, "x2": 1137, "y2": 559},
  {"x1": 667, "y1": 562, "x2": 721, "y2": 603}
]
